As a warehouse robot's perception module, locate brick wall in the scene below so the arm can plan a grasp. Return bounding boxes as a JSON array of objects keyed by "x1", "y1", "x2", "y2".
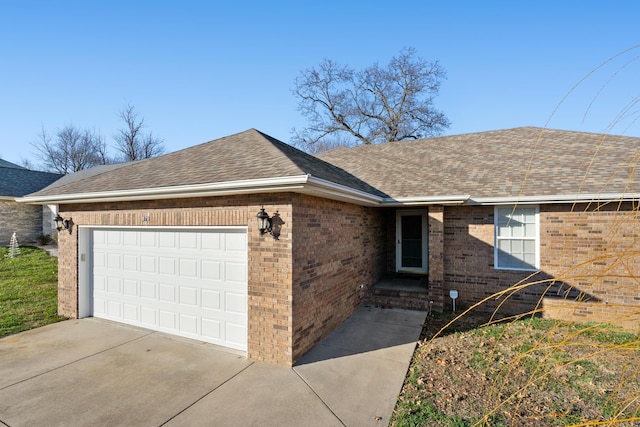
[
  {"x1": 539, "y1": 203, "x2": 639, "y2": 330},
  {"x1": 0, "y1": 200, "x2": 43, "y2": 244},
  {"x1": 441, "y1": 203, "x2": 639, "y2": 330},
  {"x1": 57, "y1": 194, "x2": 295, "y2": 366},
  {"x1": 291, "y1": 195, "x2": 386, "y2": 362}
]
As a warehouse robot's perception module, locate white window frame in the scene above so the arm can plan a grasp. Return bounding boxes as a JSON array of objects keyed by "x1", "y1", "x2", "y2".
[{"x1": 494, "y1": 205, "x2": 540, "y2": 271}]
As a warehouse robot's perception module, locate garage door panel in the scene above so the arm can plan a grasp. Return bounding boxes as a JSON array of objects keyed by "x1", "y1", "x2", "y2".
[
  {"x1": 94, "y1": 252, "x2": 106, "y2": 268},
  {"x1": 226, "y1": 292, "x2": 247, "y2": 315},
  {"x1": 94, "y1": 229, "x2": 106, "y2": 244},
  {"x1": 141, "y1": 307, "x2": 156, "y2": 325},
  {"x1": 179, "y1": 314, "x2": 198, "y2": 335},
  {"x1": 107, "y1": 231, "x2": 121, "y2": 245},
  {"x1": 123, "y1": 255, "x2": 138, "y2": 271},
  {"x1": 107, "y1": 277, "x2": 121, "y2": 293},
  {"x1": 159, "y1": 284, "x2": 177, "y2": 302},
  {"x1": 202, "y1": 319, "x2": 222, "y2": 340},
  {"x1": 94, "y1": 275, "x2": 106, "y2": 291},
  {"x1": 92, "y1": 228, "x2": 247, "y2": 351},
  {"x1": 140, "y1": 281, "x2": 156, "y2": 299},
  {"x1": 225, "y1": 262, "x2": 247, "y2": 283},
  {"x1": 202, "y1": 261, "x2": 221, "y2": 280},
  {"x1": 123, "y1": 304, "x2": 138, "y2": 321},
  {"x1": 226, "y1": 323, "x2": 247, "y2": 346},
  {"x1": 179, "y1": 258, "x2": 198, "y2": 277},
  {"x1": 159, "y1": 232, "x2": 176, "y2": 247},
  {"x1": 107, "y1": 253, "x2": 121, "y2": 269},
  {"x1": 179, "y1": 232, "x2": 198, "y2": 249},
  {"x1": 179, "y1": 286, "x2": 198, "y2": 306},
  {"x1": 225, "y1": 233, "x2": 247, "y2": 252},
  {"x1": 159, "y1": 311, "x2": 177, "y2": 330},
  {"x1": 107, "y1": 300, "x2": 122, "y2": 317},
  {"x1": 123, "y1": 232, "x2": 137, "y2": 246},
  {"x1": 202, "y1": 290, "x2": 221, "y2": 309},
  {"x1": 123, "y1": 280, "x2": 137, "y2": 296},
  {"x1": 201, "y1": 233, "x2": 222, "y2": 250},
  {"x1": 140, "y1": 256, "x2": 156, "y2": 273},
  {"x1": 159, "y1": 258, "x2": 176, "y2": 275}
]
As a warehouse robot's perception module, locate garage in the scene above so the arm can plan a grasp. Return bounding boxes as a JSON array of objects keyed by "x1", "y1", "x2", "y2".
[{"x1": 90, "y1": 228, "x2": 248, "y2": 351}]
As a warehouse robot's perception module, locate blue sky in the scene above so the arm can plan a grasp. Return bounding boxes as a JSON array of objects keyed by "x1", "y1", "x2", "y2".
[{"x1": 1, "y1": 1, "x2": 639, "y2": 167}]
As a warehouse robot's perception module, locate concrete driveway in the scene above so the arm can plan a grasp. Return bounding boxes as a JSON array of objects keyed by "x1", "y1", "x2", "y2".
[{"x1": 0, "y1": 306, "x2": 426, "y2": 427}]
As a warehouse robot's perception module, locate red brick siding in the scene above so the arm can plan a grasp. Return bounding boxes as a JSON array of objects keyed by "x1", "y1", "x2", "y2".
[
  {"x1": 291, "y1": 195, "x2": 386, "y2": 362},
  {"x1": 57, "y1": 194, "x2": 295, "y2": 366},
  {"x1": 441, "y1": 204, "x2": 639, "y2": 330}
]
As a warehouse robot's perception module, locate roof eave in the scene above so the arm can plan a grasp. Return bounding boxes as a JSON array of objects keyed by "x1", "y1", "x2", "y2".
[
  {"x1": 16, "y1": 175, "x2": 385, "y2": 207},
  {"x1": 17, "y1": 175, "x2": 312, "y2": 205},
  {"x1": 468, "y1": 193, "x2": 640, "y2": 205},
  {"x1": 382, "y1": 195, "x2": 471, "y2": 206}
]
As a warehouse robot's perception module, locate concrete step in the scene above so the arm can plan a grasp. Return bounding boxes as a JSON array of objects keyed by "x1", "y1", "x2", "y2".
[{"x1": 364, "y1": 285, "x2": 433, "y2": 311}]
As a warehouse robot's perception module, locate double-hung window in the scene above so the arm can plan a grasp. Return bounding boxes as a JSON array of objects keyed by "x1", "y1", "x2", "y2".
[{"x1": 494, "y1": 205, "x2": 539, "y2": 270}]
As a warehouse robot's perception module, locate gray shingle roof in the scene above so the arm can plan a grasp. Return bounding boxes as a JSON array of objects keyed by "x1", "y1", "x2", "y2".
[
  {"x1": 28, "y1": 129, "x2": 385, "y2": 198},
  {"x1": 317, "y1": 127, "x2": 640, "y2": 199},
  {"x1": 0, "y1": 159, "x2": 27, "y2": 170},
  {"x1": 0, "y1": 159, "x2": 63, "y2": 197}
]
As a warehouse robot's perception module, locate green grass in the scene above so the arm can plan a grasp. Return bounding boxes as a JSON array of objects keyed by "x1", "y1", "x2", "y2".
[{"x1": 0, "y1": 246, "x2": 66, "y2": 337}]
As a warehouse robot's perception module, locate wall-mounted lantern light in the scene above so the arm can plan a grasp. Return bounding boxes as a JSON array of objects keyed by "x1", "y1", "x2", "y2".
[
  {"x1": 256, "y1": 207, "x2": 279, "y2": 240},
  {"x1": 54, "y1": 214, "x2": 73, "y2": 234}
]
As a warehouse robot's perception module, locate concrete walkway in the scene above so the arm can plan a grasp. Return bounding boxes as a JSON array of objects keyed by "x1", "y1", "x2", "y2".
[{"x1": 0, "y1": 306, "x2": 426, "y2": 427}]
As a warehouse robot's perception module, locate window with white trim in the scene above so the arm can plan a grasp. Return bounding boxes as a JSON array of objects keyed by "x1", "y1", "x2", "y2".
[{"x1": 494, "y1": 205, "x2": 539, "y2": 270}]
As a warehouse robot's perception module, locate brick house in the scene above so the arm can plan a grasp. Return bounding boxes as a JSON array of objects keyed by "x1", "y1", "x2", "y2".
[
  {"x1": 0, "y1": 159, "x2": 62, "y2": 244},
  {"x1": 20, "y1": 127, "x2": 640, "y2": 366}
]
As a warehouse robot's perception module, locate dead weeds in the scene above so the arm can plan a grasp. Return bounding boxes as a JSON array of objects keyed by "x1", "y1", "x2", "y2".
[{"x1": 392, "y1": 311, "x2": 640, "y2": 427}]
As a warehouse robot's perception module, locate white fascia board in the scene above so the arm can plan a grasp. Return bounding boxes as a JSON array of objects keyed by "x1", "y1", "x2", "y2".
[
  {"x1": 469, "y1": 193, "x2": 640, "y2": 205},
  {"x1": 382, "y1": 195, "x2": 470, "y2": 206},
  {"x1": 302, "y1": 176, "x2": 384, "y2": 206},
  {"x1": 0, "y1": 196, "x2": 17, "y2": 201},
  {"x1": 17, "y1": 175, "x2": 312, "y2": 204}
]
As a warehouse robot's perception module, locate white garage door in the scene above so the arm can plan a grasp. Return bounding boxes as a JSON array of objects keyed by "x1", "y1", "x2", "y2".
[{"x1": 92, "y1": 228, "x2": 248, "y2": 351}]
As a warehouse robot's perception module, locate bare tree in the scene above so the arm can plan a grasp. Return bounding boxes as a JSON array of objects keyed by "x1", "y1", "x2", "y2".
[
  {"x1": 31, "y1": 125, "x2": 107, "y2": 174},
  {"x1": 293, "y1": 48, "x2": 450, "y2": 150},
  {"x1": 114, "y1": 104, "x2": 165, "y2": 161}
]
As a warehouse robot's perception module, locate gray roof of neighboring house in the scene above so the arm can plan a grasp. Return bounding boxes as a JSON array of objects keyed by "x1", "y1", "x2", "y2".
[
  {"x1": 27, "y1": 129, "x2": 386, "y2": 199},
  {"x1": 0, "y1": 159, "x2": 27, "y2": 170},
  {"x1": 23, "y1": 127, "x2": 640, "y2": 203},
  {"x1": 0, "y1": 159, "x2": 63, "y2": 197},
  {"x1": 317, "y1": 126, "x2": 640, "y2": 199}
]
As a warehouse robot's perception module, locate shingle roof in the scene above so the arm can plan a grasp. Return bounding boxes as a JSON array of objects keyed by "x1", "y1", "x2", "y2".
[
  {"x1": 317, "y1": 127, "x2": 640, "y2": 199},
  {"x1": 28, "y1": 129, "x2": 385, "y2": 198},
  {"x1": 0, "y1": 159, "x2": 27, "y2": 170},
  {"x1": 24, "y1": 127, "x2": 640, "y2": 204},
  {"x1": 0, "y1": 159, "x2": 63, "y2": 197}
]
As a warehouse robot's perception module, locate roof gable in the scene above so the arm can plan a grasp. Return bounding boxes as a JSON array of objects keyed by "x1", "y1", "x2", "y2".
[{"x1": 27, "y1": 129, "x2": 385, "y2": 200}]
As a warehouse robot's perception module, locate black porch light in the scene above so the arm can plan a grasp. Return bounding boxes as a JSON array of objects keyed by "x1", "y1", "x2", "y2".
[
  {"x1": 256, "y1": 207, "x2": 272, "y2": 235},
  {"x1": 54, "y1": 214, "x2": 72, "y2": 234}
]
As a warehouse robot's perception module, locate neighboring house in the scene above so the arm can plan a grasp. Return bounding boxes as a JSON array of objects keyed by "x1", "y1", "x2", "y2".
[
  {"x1": 0, "y1": 159, "x2": 63, "y2": 244},
  {"x1": 20, "y1": 127, "x2": 639, "y2": 366}
]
